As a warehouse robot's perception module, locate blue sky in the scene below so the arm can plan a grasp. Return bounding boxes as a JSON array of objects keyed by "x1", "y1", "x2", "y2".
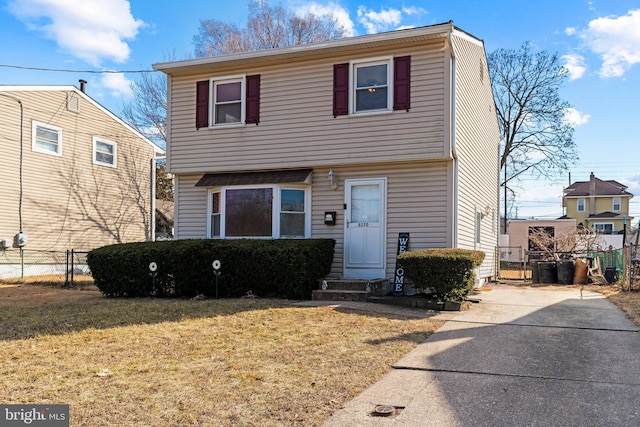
[{"x1": 1, "y1": 0, "x2": 639, "y2": 222}]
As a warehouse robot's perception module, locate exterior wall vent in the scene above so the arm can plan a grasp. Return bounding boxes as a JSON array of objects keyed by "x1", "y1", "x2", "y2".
[{"x1": 67, "y1": 93, "x2": 80, "y2": 113}]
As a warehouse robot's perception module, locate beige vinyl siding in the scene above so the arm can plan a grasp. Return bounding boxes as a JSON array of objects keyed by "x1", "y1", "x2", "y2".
[
  {"x1": 173, "y1": 174, "x2": 209, "y2": 239},
  {"x1": 178, "y1": 161, "x2": 451, "y2": 279},
  {"x1": 0, "y1": 89, "x2": 155, "y2": 252},
  {"x1": 451, "y1": 34, "x2": 501, "y2": 280},
  {"x1": 166, "y1": 41, "x2": 448, "y2": 174}
]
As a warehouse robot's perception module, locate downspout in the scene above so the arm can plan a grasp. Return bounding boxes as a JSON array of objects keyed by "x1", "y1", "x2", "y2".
[
  {"x1": 446, "y1": 28, "x2": 459, "y2": 248},
  {"x1": 151, "y1": 157, "x2": 157, "y2": 241}
]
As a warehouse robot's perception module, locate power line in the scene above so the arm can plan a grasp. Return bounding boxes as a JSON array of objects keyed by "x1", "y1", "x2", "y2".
[{"x1": 0, "y1": 64, "x2": 156, "y2": 73}]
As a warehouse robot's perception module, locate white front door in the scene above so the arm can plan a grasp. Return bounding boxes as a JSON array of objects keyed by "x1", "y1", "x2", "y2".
[{"x1": 344, "y1": 178, "x2": 386, "y2": 278}]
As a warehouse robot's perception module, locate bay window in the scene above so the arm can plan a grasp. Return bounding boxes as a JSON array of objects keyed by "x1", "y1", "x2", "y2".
[{"x1": 209, "y1": 186, "x2": 309, "y2": 238}]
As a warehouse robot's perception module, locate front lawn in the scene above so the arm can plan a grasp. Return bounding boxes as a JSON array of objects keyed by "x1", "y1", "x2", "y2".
[{"x1": 0, "y1": 282, "x2": 443, "y2": 426}]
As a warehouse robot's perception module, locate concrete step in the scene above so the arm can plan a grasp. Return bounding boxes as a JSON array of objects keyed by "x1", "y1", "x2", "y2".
[
  {"x1": 312, "y1": 289, "x2": 369, "y2": 302},
  {"x1": 318, "y1": 278, "x2": 390, "y2": 296}
]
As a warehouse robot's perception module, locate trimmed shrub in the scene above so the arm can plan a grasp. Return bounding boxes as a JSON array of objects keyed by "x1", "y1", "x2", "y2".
[
  {"x1": 398, "y1": 248, "x2": 485, "y2": 302},
  {"x1": 87, "y1": 239, "x2": 335, "y2": 299}
]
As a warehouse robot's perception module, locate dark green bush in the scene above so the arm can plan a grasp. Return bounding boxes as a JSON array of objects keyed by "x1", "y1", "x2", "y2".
[
  {"x1": 87, "y1": 239, "x2": 335, "y2": 299},
  {"x1": 398, "y1": 248, "x2": 485, "y2": 302}
]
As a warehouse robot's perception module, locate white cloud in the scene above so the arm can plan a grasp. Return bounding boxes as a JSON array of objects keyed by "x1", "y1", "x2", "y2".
[
  {"x1": 8, "y1": 0, "x2": 144, "y2": 66},
  {"x1": 357, "y1": 6, "x2": 402, "y2": 34},
  {"x1": 562, "y1": 54, "x2": 587, "y2": 80},
  {"x1": 402, "y1": 6, "x2": 428, "y2": 16},
  {"x1": 563, "y1": 107, "x2": 591, "y2": 126},
  {"x1": 100, "y1": 72, "x2": 133, "y2": 99},
  {"x1": 295, "y1": 2, "x2": 355, "y2": 37},
  {"x1": 579, "y1": 9, "x2": 640, "y2": 77},
  {"x1": 564, "y1": 27, "x2": 576, "y2": 36}
]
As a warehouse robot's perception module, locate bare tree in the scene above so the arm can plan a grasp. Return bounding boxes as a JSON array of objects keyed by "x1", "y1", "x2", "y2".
[
  {"x1": 488, "y1": 42, "x2": 577, "y2": 227},
  {"x1": 121, "y1": 70, "x2": 167, "y2": 149},
  {"x1": 193, "y1": 0, "x2": 347, "y2": 57}
]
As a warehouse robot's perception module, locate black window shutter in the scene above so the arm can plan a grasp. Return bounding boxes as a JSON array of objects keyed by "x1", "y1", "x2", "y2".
[
  {"x1": 393, "y1": 56, "x2": 411, "y2": 111},
  {"x1": 245, "y1": 74, "x2": 260, "y2": 124},
  {"x1": 333, "y1": 63, "x2": 349, "y2": 117},
  {"x1": 196, "y1": 80, "x2": 210, "y2": 128}
]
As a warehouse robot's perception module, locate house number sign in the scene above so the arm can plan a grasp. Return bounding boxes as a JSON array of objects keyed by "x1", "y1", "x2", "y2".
[
  {"x1": 358, "y1": 222, "x2": 369, "y2": 227},
  {"x1": 393, "y1": 233, "x2": 409, "y2": 296}
]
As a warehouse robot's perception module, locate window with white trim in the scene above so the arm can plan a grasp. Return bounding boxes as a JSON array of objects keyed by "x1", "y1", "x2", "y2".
[
  {"x1": 612, "y1": 197, "x2": 621, "y2": 212},
  {"x1": 352, "y1": 58, "x2": 392, "y2": 114},
  {"x1": 593, "y1": 223, "x2": 614, "y2": 234},
  {"x1": 577, "y1": 199, "x2": 585, "y2": 212},
  {"x1": 208, "y1": 185, "x2": 309, "y2": 238},
  {"x1": 213, "y1": 76, "x2": 244, "y2": 125},
  {"x1": 93, "y1": 137, "x2": 117, "y2": 167},
  {"x1": 32, "y1": 121, "x2": 62, "y2": 156}
]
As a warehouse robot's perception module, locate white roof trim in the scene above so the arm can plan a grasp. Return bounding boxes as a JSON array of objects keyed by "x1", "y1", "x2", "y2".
[{"x1": 154, "y1": 22, "x2": 472, "y2": 75}]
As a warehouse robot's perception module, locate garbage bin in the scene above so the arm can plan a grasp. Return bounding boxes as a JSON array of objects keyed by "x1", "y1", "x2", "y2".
[
  {"x1": 557, "y1": 260, "x2": 575, "y2": 285},
  {"x1": 531, "y1": 261, "x2": 540, "y2": 283},
  {"x1": 538, "y1": 261, "x2": 557, "y2": 284},
  {"x1": 604, "y1": 267, "x2": 618, "y2": 284}
]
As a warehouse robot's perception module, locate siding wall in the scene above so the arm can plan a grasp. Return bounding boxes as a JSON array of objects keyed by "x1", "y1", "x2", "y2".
[
  {"x1": 166, "y1": 41, "x2": 448, "y2": 174},
  {"x1": 451, "y1": 33, "x2": 501, "y2": 281},
  {"x1": 0, "y1": 89, "x2": 156, "y2": 252},
  {"x1": 176, "y1": 161, "x2": 451, "y2": 279}
]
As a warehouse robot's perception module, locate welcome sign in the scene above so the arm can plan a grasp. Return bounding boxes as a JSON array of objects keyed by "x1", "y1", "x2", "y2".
[{"x1": 393, "y1": 233, "x2": 409, "y2": 296}]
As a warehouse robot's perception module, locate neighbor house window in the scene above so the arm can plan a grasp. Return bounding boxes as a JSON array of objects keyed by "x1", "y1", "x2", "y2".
[
  {"x1": 208, "y1": 186, "x2": 309, "y2": 238},
  {"x1": 577, "y1": 199, "x2": 585, "y2": 212},
  {"x1": 594, "y1": 223, "x2": 614, "y2": 234},
  {"x1": 93, "y1": 137, "x2": 116, "y2": 167},
  {"x1": 612, "y1": 197, "x2": 621, "y2": 212},
  {"x1": 32, "y1": 121, "x2": 62, "y2": 156}
]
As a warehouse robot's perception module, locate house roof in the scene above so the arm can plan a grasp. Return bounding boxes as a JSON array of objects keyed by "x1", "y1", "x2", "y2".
[
  {"x1": 0, "y1": 85, "x2": 164, "y2": 155},
  {"x1": 154, "y1": 22, "x2": 481, "y2": 76},
  {"x1": 563, "y1": 174, "x2": 633, "y2": 198}
]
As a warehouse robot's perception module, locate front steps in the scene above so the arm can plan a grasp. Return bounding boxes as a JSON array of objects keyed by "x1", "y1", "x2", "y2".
[{"x1": 312, "y1": 278, "x2": 390, "y2": 302}]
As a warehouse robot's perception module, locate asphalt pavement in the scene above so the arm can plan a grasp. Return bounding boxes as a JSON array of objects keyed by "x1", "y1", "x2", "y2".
[{"x1": 314, "y1": 286, "x2": 640, "y2": 426}]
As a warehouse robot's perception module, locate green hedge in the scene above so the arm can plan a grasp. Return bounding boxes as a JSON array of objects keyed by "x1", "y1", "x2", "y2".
[
  {"x1": 398, "y1": 248, "x2": 485, "y2": 302},
  {"x1": 87, "y1": 239, "x2": 335, "y2": 299}
]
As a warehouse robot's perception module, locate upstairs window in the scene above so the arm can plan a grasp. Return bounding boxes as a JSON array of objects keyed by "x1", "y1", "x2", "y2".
[
  {"x1": 354, "y1": 60, "x2": 390, "y2": 113},
  {"x1": 612, "y1": 197, "x2": 621, "y2": 212},
  {"x1": 32, "y1": 121, "x2": 62, "y2": 156},
  {"x1": 214, "y1": 79, "x2": 243, "y2": 125},
  {"x1": 333, "y1": 56, "x2": 410, "y2": 117},
  {"x1": 577, "y1": 199, "x2": 585, "y2": 212},
  {"x1": 196, "y1": 75, "x2": 260, "y2": 128},
  {"x1": 93, "y1": 137, "x2": 117, "y2": 167}
]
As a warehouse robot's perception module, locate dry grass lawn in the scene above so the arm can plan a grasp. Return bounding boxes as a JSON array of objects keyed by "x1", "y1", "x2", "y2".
[{"x1": 0, "y1": 280, "x2": 444, "y2": 426}]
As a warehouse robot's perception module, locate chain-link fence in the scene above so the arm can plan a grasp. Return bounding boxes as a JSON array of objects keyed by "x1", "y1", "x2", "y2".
[{"x1": 0, "y1": 249, "x2": 91, "y2": 286}]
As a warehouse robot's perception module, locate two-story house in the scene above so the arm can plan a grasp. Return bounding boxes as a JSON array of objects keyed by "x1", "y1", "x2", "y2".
[
  {"x1": 563, "y1": 172, "x2": 634, "y2": 234},
  {"x1": 0, "y1": 84, "x2": 162, "y2": 276},
  {"x1": 154, "y1": 23, "x2": 500, "y2": 284}
]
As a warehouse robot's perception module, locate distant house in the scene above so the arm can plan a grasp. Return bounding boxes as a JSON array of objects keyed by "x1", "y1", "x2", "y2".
[
  {"x1": 0, "y1": 84, "x2": 162, "y2": 269},
  {"x1": 154, "y1": 23, "x2": 501, "y2": 284},
  {"x1": 562, "y1": 172, "x2": 634, "y2": 234}
]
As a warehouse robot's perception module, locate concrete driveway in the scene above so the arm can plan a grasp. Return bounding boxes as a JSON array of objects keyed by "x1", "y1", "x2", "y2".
[{"x1": 323, "y1": 286, "x2": 640, "y2": 426}]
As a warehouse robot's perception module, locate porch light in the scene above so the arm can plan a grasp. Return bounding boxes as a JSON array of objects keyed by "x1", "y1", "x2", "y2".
[{"x1": 328, "y1": 168, "x2": 338, "y2": 190}]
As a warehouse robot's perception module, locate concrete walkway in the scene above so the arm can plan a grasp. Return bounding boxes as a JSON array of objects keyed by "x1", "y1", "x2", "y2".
[{"x1": 316, "y1": 287, "x2": 640, "y2": 426}]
